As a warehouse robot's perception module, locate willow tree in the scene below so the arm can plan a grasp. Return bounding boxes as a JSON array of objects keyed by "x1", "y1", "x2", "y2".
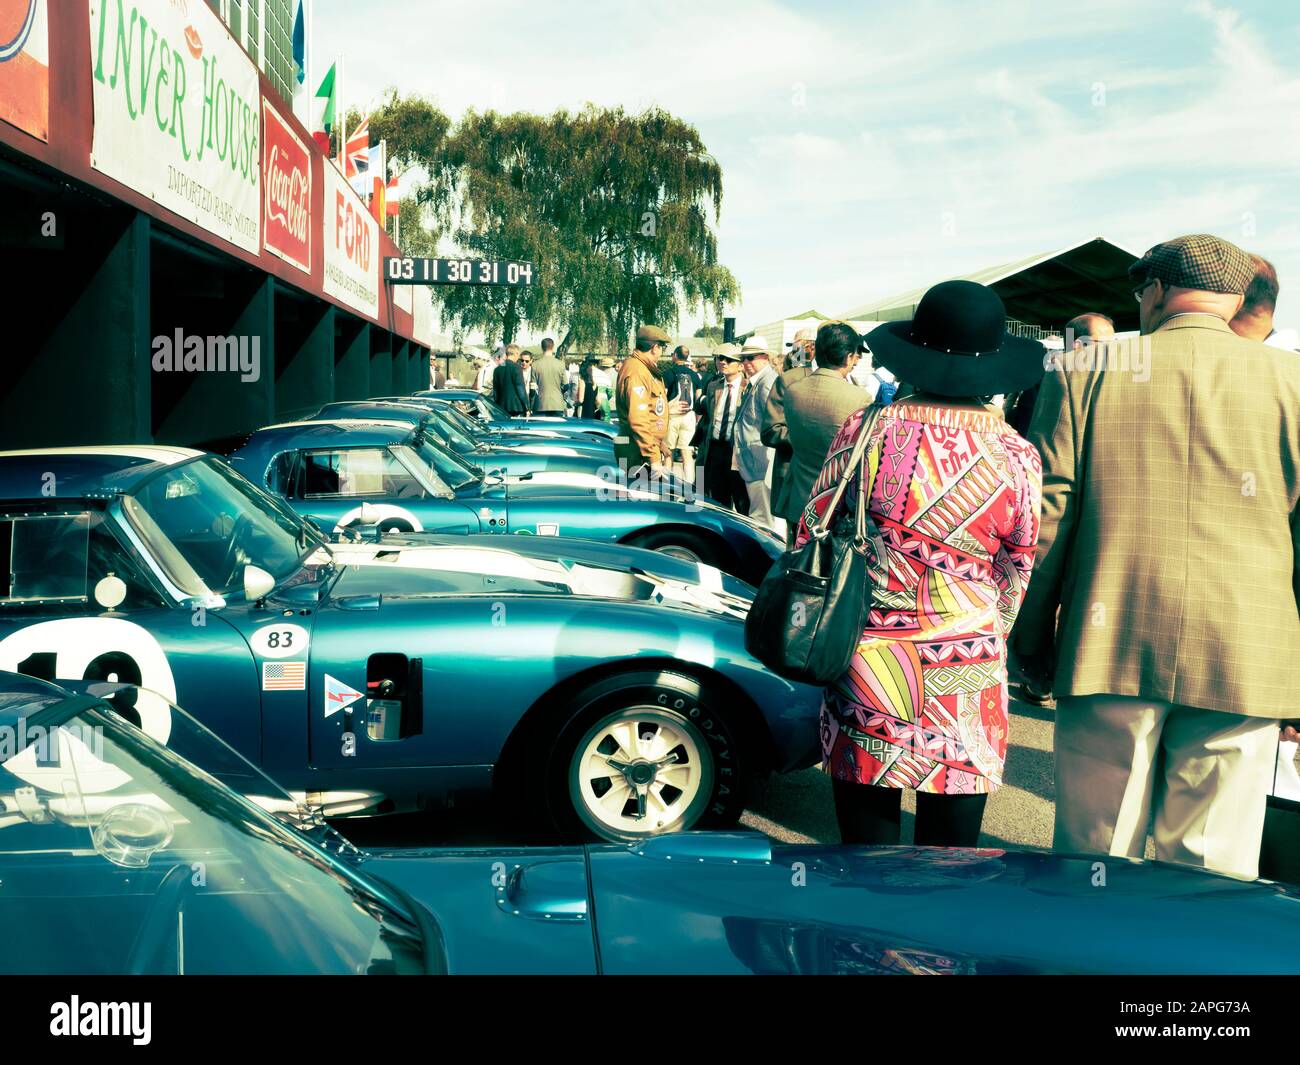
[{"x1": 425, "y1": 105, "x2": 738, "y2": 349}]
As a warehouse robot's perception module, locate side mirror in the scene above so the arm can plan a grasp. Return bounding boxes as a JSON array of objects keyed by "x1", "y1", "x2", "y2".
[
  {"x1": 243, "y1": 564, "x2": 276, "y2": 602},
  {"x1": 358, "y1": 501, "x2": 381, "y2": 525}
]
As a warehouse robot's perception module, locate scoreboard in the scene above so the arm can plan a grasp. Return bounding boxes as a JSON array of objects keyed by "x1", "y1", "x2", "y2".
[{"x1": 384, "y1": 257, "x2": 535, "y2": 286}]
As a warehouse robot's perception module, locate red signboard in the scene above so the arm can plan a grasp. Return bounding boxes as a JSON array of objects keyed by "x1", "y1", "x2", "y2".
[
  {"x1": 262, "y1": 97, "x2": 312, "y2": 274},
  {"x1": 0, "y1": 0, "x2": 49, "y2": 141}
]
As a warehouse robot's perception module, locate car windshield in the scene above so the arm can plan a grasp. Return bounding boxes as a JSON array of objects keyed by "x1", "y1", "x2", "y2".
[
  {"x1": 121, "y1": 456, "x2": 325, "y2": 598},
  {"x1": 478, "y1": 396, "x2": 508, "y2": 420},
  {"x1": 423, "y1": 408, "x2": 483, "y2": 453},
  {"x1": 408, "y1": 437, "x2": 482, "y2": 492},
  {"x1": 0, "y1": 689, "x2": 432, "y2": 974},
  {"x1": 434, "y1": 402, "x2": 491, "y2": 440}
]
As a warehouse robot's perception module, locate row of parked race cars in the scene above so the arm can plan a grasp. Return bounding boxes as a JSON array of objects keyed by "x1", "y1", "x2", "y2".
[{"x1": 2, "y1": 389, "x2": 1298, "y2": 974}]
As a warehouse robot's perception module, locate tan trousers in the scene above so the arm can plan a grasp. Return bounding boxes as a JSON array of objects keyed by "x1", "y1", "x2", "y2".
[
  {"x1": 1054, "y1": 694, "x2": 1279, "y2": 880},
  {"x1": 665, "y1": 413, "x2": 697, "y2": 484}
]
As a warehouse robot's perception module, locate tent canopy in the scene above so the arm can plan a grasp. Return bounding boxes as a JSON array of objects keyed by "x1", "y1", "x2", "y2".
[{"x1": 837, "y1": 237, "x2": 1144, "y2": 334}]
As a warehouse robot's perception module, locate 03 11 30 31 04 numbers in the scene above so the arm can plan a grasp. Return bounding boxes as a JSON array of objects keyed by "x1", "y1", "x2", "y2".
[{"x1": 384, "y1": 257, "x2": 535, "y2": 286}]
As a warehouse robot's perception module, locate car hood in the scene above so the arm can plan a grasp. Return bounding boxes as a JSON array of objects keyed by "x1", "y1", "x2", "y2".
[
  {"x1": 497, "y1": 474, "x2": 724, "y2": 513},
  {"x1": 476, "y1": 453, "x2": 609, "y2": 478},
  {"x1": 311, "y1": 538, "x2": 752, "y2": 618},
  {"x1": 371, "y1": 532, "x2": 754, "y2": 594},
  {"x1": 360, "y1": 847, "x2": 597, "y2": 975},
  {"x1": 487, "y1": 437, "x2": 612, "y2": 459},
  {"x1": 363, "y1": 832, "x2": 1300, "y2": 975},
  {"x1": 584, "y1": 834, "x2": 1300, "y2": 975}
]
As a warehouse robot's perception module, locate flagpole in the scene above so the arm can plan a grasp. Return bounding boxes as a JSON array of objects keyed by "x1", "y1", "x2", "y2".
[
  {"x1": 330, "y1": 52, "x2": 340, "y2": 170},
  {"x1": 304, "y1": 0, "x2": 312, "y2": 127}
]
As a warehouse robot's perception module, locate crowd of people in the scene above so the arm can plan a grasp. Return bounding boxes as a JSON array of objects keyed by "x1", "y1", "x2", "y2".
[
  {"x1": 446, "y1": 232, "x2": 1300, "y2": 882},
  {"x1": 462, "y1": 339, "x2": 621, "y2": 420}
]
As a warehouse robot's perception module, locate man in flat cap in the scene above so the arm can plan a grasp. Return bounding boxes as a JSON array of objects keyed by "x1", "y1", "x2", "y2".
[
  {"x1": 1013, "y1": 232, "x2": 1300, "y2": 880},
  {"x1": 615, "y1": 325, "x2": 672, "y2": 477}
]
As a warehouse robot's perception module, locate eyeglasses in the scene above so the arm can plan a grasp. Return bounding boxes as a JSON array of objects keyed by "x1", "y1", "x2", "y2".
[{"x1": 1132, "y1": 278, "x2": 1158, "y2": 302}]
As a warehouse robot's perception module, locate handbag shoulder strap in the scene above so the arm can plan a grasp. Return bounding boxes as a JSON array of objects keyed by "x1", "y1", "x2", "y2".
[{"x1": 808, "y1": 403, "x2": 883, "y2": 538}]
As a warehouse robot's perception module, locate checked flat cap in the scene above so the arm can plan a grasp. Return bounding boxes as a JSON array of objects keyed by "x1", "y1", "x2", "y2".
[
  {"x1": 1128, "y1": 233, "x2": 1255, "y2": 295},
  {"x1": 636, "y1": 324, "x2": 671, "y2": 345}
]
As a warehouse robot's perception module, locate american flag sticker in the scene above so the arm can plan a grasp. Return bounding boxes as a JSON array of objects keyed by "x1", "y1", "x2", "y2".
[{"x1": 263, "y1": 661, "x2": 307, "y2": 691}]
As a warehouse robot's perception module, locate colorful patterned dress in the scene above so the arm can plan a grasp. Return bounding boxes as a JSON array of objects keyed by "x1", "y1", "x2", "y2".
[{"x1": 795, "y1": 401, "x2": 1042, "y2": 795}]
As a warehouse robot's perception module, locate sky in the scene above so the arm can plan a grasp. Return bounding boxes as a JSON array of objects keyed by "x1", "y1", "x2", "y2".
[{"x1": 313, "y1": 0, "x2": 1300, "y2": 337}]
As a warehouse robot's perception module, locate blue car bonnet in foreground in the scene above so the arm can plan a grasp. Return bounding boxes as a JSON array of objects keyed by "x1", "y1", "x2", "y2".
[{"x1": 4, "y1": 675, "x2": 1296, "y2": 976}]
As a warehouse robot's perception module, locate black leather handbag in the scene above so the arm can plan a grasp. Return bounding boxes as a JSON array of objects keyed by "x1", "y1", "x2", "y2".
[
  {"x1": 744, "y1": 406, "x2": 881, "y2": 685},
  {"x1": 1260, "y1": 727, "x2": 1300, "y2": 886}
]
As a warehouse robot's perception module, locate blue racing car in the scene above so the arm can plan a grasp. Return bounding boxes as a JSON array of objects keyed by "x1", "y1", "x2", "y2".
[
  {"x1": 5, "y1": 672, "x2": 1298, "y2": 975},
  {"x1": 309, "y1": 400, "x2": 615, "y2": 481},
  {"x1": 227, "y1": 419, "x2": 782, "y2": 583},
  {"x1": 419, "y1": 388, "x2": 618, "y2": 442},
  {"x1": 0, "y1": 446, "x2": 817, "y2": 841},
  {"x1": 378, "y1": 395, "x2": 614, "y2": 458}
]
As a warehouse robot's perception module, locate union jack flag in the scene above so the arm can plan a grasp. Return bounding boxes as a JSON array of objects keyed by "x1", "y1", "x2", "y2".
[{"x1": 344, "y1": 117, "x2": 370, "y2": 179}]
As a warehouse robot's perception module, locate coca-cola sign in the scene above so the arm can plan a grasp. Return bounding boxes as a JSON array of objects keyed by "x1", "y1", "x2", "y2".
[{"x1": 262, "y1": 97, "x2": 311, "y2": 274}]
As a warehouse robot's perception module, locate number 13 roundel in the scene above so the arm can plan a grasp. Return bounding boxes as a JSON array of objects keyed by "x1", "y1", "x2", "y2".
[{"x1": 0, "y1": 619, "x2": 178, "y2": 793}]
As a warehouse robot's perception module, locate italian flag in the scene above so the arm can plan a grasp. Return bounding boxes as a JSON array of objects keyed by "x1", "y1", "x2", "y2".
[{"x1": 311, "y1": 62, "x2": 336, "y2": 153}]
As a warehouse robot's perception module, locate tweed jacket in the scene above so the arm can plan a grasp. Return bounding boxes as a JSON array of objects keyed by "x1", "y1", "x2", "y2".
[
  {"x1": 761, "y1": 364, "x2": 812, "y2": 519},
  {"x1": 1013, "y1": 314, "x2": 1300, "y2": 718},
  {"x1": 779, "y1": 368, "x2": 870, "y2": 525},
  {"x1": 732, "y1": 364, "x2": 778, "y2": 482},
  {"x1": 532, "y1": 352, "x2": 567, "y2": 412}
]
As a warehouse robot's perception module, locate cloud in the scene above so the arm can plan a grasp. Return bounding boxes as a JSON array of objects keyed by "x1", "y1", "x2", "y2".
[{"x1": 314, "y1": 0, "x2": 1300, "y2": 334}]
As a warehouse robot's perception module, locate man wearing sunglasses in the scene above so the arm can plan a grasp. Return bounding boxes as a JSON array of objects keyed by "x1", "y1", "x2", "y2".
[
  {"x1": 732, "y1": 336, "x2": 781, "y2": 533},
  {"x1": 696, "y1": 344, "x2": 749, "y2": 511}
]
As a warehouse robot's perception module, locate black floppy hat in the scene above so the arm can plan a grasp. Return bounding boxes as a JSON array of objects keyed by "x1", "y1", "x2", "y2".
[{"x1": 866, "y1": 280, "x2": 1046, "y2": 397}]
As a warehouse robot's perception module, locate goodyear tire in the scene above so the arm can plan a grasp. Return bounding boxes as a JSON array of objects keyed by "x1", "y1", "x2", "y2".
[{"x1": 539, "y1": 671, "x2": 747, "y2": 843}]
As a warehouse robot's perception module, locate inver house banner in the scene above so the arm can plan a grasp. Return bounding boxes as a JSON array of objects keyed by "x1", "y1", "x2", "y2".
[{"x1": 89, "y1": 0, "x2": 260, "y2": 254}]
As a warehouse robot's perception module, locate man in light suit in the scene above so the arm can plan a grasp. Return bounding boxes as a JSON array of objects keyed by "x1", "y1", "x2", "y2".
[
  {"x1": 779, "y1": 322, "x2": 870, "y2": 534},
  {"x1": 762, "y1": 327, "x2": 816, "y2": 544},
  {"x1": 732, "y1": 337, "x2": 780, "y2": 532},
  {"x1": 532, "y1": 337, "x2": 567, "y2": 416},
  {"x1": 1013, "y1": 233, "x2": 1300, "y2": 880}
]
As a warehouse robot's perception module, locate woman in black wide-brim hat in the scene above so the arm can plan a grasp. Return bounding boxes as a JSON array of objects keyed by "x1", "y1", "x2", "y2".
[{"x1": 795, "y1": 280, "x2": 1046, "y2": 846}]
